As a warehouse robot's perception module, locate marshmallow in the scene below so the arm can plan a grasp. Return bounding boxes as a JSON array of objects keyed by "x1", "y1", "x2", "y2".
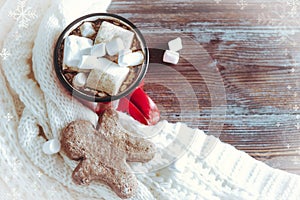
[
  {"x1": 80, "y1": 22, "x2": 96, "y2": 37},
  {"x1": 42, "y1": 139, "x2": 61, "y2": 155},
  {"x1": 91, "y1": 43, "x2": 106, "y2": 58},
  {"x1": 78, "y1": 55, "x2": 101, "y2": 70},
  {"x1": 63, "y1": 35, "x2": 93, "y2": 68},
  {"x1": 118, "y1": 51, "x2": 144, "y2": 67},
  {"x1": 119, "y1": 49, "x2": 132, "y2": 58},
  {"x1": 118, "y1": 49, "x2": 132, "y2": 67},
  {"x1": 72, "y1": 72, "x2": 87, "y2": 88},
  {"x1": 163, "y1": 50, "x2": 180, "y2": 64},
  {"x1": 86, "y1": 58, "x2": 129, "y2": 95},
  {"x1": 106, "y1": 37, "x2": 125, "y2": 56},
  {"x1": 97, "y1": 57, "x2": 117, "y2": 71},
  {"x1": 95, "y1": 21, "x2": 134, "y2": 49},
  {"x1": 168, "y1": 37, "x2": 183, "y2": 52}
]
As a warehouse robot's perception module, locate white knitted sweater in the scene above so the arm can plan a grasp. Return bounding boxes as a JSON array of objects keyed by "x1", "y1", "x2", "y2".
[{"x1": 0, "y1": 0, "x2": 299, "y2": 199}]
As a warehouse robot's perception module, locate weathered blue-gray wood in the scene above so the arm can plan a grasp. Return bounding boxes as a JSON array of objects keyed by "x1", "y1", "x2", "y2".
[{"x1": 109, "y1": 0, "x2": 300, "y2": 175}]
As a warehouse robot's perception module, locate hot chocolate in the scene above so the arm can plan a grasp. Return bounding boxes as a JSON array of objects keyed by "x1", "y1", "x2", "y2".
[{"x1": 54, "y1": 14, "x2": 148, "y2": 102}]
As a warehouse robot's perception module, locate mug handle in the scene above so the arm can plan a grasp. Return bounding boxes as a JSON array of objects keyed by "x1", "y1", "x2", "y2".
[
  {"x1": 116, "y1": 48, "x2": 165, "y2": 125},
  {"x1": 117, "y1": 82, "x2": 160, "y2": 125},
  {"x1": 83, "y1": 48, "x2": 162, "y2": 125}
]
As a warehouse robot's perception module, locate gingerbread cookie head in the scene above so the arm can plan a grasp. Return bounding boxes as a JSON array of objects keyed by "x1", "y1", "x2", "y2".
[{"x1": 60, "y1": 109, "x2": 155, "y2": 199}]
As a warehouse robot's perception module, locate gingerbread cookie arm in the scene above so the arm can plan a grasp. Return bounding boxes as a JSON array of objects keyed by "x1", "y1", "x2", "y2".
[
  {"x1": 99, "y1": 109, "x2": 156, "y2": 162},
  {"x1": 125, "y1": 134, "x2": 155, "y2": 162}
]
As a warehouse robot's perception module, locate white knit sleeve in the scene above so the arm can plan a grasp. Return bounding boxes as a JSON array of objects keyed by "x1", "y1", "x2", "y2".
[{"x1": 118, "y1": 111, "x2": 300, "y2": 200}]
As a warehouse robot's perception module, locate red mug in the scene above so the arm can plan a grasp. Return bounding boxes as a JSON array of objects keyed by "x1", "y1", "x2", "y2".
[{"x1": 54, "y1": 13, "x2": 159, "y2": 125}]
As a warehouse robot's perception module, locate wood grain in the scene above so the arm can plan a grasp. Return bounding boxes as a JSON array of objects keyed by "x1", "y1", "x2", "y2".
[{"x1": 108, "y1": 0, "x2": 300, "y2": 175}]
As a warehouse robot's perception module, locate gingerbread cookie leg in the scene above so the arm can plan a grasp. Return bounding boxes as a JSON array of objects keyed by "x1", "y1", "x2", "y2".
[
  {"x1": 72, "y1": 159, "x2": 93, "y2": 185},
  {"x1": 99, "y1": 164, "x2": 138, "y2": 199}
]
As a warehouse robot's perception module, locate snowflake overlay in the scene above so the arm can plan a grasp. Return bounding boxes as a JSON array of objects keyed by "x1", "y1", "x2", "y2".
[
  {"x1": 1, "y1": 113, "x2": 14, "y2": 122},
  {"x1": 13, "y1": 31, "x2": 22, "y2": 41},
  {"x1": 6, "y1": 188, "x2": 22, "y2": 200},
  {"x1": 287, "y1": 0, "x2": 300, "y2": 16},
  {"x1": 8, "y1": 0, "x2": 37, "y2": 29},
  {"x1": 0, "y1": 48, "x2": 11, "y2": 60},
  {"x1": 257, "y1": 3, "x2": 300, "y2": 46},
  {"x1": 276, "y1": 49, "x2": 300, "y2": 130},
  {"x1": 236, "y1": 0, "x2": 248, "y2": 10},
  {"x1": 214, "y1": 0, "x2": 248, "y2": 10}
]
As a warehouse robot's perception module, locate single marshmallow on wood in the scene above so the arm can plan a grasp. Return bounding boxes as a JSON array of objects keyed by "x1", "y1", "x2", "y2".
[
  {"x1": 91, "y1": 43, "x2": 106, "y2": 58},
  {"x1": 42, "y1": 139, "x2": 61, "y2": 155},
  {"x1": 63, "y1": 35, "x2": 93, "y2": 68},
  {"x1": 80, "y1": 22, "x2": 96, "y2": 37},
  {"x1": 163, "y1": 50, "x2": 179, "y2": 65},
  {"x1": 106, "y1": 37, "x2": 125, "y2": 56},
  {"x1": 118, "y1": 50, "x2": 144, "y2": 67},
  {"x1": 95, "y1": 21, "x2": 134, "y2": 49},
  {"x1": 73, "y1": 72, "x2": 87, "y2": 88},
  {"x1": 78, "y1": 55, "x2": 102, "y2": 70},
  {"x1": 86, "y1": 58, "x2": 129, "y2": 95},
  {"x1": 168, "y1": 37, "x2": 183, "y2": 52}
]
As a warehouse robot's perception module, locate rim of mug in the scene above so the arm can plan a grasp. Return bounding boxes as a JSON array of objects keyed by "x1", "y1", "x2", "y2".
[{"x1": 53, "y1": 13, "x2": 149, "y2": 102}]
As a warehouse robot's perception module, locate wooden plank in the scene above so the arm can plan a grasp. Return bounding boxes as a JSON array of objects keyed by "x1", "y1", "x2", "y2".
[{"x1": 108, "y1": 0, "x2": 300, "y2": 175}]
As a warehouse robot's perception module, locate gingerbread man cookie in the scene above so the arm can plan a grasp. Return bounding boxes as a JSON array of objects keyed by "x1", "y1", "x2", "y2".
[{"x1": 60, "y1": 109, "x2": 155, "y2": 199}]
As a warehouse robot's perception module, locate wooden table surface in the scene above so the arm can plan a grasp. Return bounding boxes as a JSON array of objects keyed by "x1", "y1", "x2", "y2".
[{"x1": 108, "y1": 0, "x2": 300, "y2": 175}]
